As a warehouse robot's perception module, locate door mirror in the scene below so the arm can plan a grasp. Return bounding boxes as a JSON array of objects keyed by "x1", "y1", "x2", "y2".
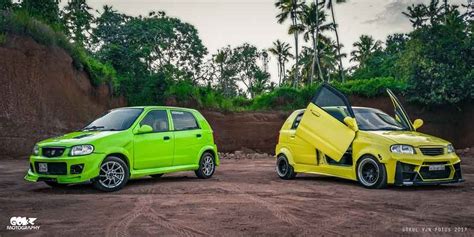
[
  {"x1": 343, "y1": 117, "x2": 359, "y2": 132},
  {"x1": 413, "y1": 119, "x2": 423, "y2": 130},
  {"x1": 136, "y1": 125, "x2": 153, "y2": 134}
]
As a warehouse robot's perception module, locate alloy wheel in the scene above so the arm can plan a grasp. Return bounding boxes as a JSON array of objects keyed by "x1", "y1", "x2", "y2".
[
  {"x1": 276, "y1": 157, "x2": 288, "y2": 177},
  {"x1": 99, "y1": 161, "x2": 125, "y2": 189},
  {"x1": 202, "y1": 154, "x2": 214, "y2": 176},
  {"x1": 358, "y1": 159, "x2": 380, "y2": 186}
]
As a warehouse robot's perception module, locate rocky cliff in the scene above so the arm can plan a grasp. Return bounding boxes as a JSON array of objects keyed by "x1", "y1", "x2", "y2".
[{"x1": 0, "y1": 35, "x2": 125, "y2": 158}]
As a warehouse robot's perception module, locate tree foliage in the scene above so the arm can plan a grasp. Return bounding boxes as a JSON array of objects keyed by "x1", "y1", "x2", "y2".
[
  {"x1": 63, "y1": 0, "x2": 94, "y2": 47},
  {"x1": 350, "y1": 0, "x2": 472, "y2": 105},
  {"x1": 20, "y1": 0, "x2": 61, "y2": 28}
]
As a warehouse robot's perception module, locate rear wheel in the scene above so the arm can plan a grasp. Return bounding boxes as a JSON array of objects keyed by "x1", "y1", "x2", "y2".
[
  {"x1": 357, "y1": 155, "x2": 387, "y2": 189},
  {"x1": 195, "y1": 152, "x2": 215, "y2": 179},
  {"x1": 93, "y1": 156, "x2": 129, "y2": 192},
  {"x1": 276, "y1": 154, "x2": 296, "y2": 180}
]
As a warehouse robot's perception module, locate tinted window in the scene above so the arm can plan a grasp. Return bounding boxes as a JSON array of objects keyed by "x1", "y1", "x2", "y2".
[
  {"x1": 171, "y1": 111, "x2": 199, "y2": 131},
  {"x1": 84, "y1": 108, "x2": 143, "y2": 131},
  {"x1": 291, "y1": 112, "x2": 304, "y2": 129},
  {"x1": 313, "y1": 87, "x2": 346, "y2": 108},
  {"x1": 312, "y1": 85, "x2": 354, "y2": 122},
  {"x1": 140, "y1": 110, "x2": 169, "y2": 132},
  {"x1": 354, "y1": 108, "x2": 407, "y2": 131}
]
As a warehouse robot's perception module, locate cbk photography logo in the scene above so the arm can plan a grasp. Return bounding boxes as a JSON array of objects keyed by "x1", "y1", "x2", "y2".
[{"x1": 6, "y1": 216, "x2": 40, "y2": 231}]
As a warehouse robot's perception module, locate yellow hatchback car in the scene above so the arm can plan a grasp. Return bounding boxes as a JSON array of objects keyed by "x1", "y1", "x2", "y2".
[{"x1": 275, "y1": 84, "x2": 464, "y2": 188}]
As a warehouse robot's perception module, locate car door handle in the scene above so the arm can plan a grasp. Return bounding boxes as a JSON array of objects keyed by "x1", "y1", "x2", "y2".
[
  {"x1": 196, "y1": 134, "x2": 202, "y2": 138},
  {"x1": 290, "y1": 135, "x2": 296, "y2": 139},
  {"x1": 163, "y1": 136, "x2": 170, "y2": 140},
  {"x1": 310, "y1": 109, "x2": 320, "y2": 117}
]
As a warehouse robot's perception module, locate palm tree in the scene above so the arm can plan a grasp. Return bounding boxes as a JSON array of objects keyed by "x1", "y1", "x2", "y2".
[
  {"x1": 322, "y1": 0, "x2": 347, "y2": 82},
  {"x1": 350, "y1": 35, "x2": 382, "y2": 66},
  {"x1": 215, "y1": 48, "x2": 233, "y2": 97},
  {"x1": 292, "y1": 2, "x2": 332, "y2": 84},
  {"x1": 403, "y1": 4, "x2": 428, "y2": 28},
  {"x1": 268, "y1": 40, "x2": 293, "y2": 85},
  {"x1": 275, "y1": 0, "x2": 304, "y2": 87},
  {"x1": 299, "y1": 38, "x2": 344, "y2": 84}
]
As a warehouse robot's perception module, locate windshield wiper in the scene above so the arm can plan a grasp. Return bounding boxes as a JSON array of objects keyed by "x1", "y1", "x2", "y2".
[
  {"x1": 376, "y1": 127, "x2": 405, "y2": 131},
  {"x1": 83, "y1": 125, "x2": 105, "y2": 131}
]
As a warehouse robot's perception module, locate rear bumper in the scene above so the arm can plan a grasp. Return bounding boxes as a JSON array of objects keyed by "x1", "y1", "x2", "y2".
[
  {"x1": 24, "y1": 153, "x2": 104, "y2": 184},
  {"x1": 394, "y1": 161, "x2": 464, "y2": 186}
]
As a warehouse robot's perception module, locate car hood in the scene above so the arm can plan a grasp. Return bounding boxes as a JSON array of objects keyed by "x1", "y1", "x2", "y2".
[
  {"x1": 367, "y1": 130, "x2": 450, "y2": 147},
  {"x1": 38, "y1": 130, "x2": 121, "y2": 147}
]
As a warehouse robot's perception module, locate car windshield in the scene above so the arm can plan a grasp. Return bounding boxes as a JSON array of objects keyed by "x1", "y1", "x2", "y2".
[
  {"x1": 354, "y1": 108, "x2": 407, "y2": 131},
  {"x1": 83, "y1": 108, "x2": 143, "y2": 131}
]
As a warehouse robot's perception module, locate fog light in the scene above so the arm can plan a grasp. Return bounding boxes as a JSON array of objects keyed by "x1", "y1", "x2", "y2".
[{"x1": 70, "y1": 164, "x2": 84, "y2": 174}]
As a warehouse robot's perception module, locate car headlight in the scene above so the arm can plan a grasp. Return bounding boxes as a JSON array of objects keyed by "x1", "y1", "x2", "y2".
[
  {"x1": 390, "y1": 144, "x2": 415, "y2": 154},
  {"x1": 33, "y1": 145, "x2": 39, "y2": 156},
  {"x1": 70, "y1": 145, "x2": 94, "y2": 156},
  {"x1": 447, "y1": 144, "x2": 455, "y2": 153}
]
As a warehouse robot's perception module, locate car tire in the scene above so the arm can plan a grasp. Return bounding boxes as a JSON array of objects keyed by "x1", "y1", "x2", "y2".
[
  {"x1": 276, "y1": 154, "x2": 296, "y2": 180},
  {"x1": 356, "y1": 155, "x2": 387, "y2": 189},
  {"x1": 93, "y1": 156, "x2": 129, "y2": 192},
  {"x1": 195, "y1": 152, "x2": 215, "y2": 179},
  {"x1": 44, "y1": 181, "x2": 68, "y2": 188},
  {"x1": 150, "y1": 174, "x2": 164, "y2": 178}
]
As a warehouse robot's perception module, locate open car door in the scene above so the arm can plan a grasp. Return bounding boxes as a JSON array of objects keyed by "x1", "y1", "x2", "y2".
[
  {"x1": 295, "y1": 84, "x2": 356, "y2": 162},
  {"x1": 386, "y1": 89, "x2": 414, "y2": 131}
]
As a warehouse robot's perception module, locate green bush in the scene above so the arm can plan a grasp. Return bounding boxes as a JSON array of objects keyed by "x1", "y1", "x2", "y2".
[
  {"x1": 83, "y1": 56, "x2": 117, "y2": 87},
  {"x1": 249, "y1": 77, "x2": 408, "y2": 111},
  {"x1": 333, "y1": 77, "x2": 408, "y2": 97}
]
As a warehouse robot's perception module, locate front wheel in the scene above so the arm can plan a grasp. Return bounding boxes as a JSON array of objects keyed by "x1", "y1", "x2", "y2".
[
  {"x1": 195, "y1": 152, "x2": 215, "y2": 179},
  {"x1": 93, "y1": 156, "x2": 129, "y2": 192},
  {"x1": 276, "y1": 154, "x2": 296, "y2": 180},
  {"x1": 356, "y1": 155, "x2": 387, "y2": 189}
]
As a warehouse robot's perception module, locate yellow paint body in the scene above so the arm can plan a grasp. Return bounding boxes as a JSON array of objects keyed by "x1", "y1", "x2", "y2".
[{"x1": 276, "y1": 109, "x2": 462, "y2": 185}]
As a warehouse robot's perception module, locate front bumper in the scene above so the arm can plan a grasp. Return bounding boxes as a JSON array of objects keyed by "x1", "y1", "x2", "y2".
[
  {"x1": 394, "y1": 161, "x2": 464, "y2": 186},
  {"x1": 24, "y1": 153, "x2": 104, "y2": 184}
]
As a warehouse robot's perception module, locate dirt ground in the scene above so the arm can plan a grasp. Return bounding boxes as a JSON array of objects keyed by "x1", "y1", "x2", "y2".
[{"x1": 0, "y1": 153, "x2": 473, "y2": 237}]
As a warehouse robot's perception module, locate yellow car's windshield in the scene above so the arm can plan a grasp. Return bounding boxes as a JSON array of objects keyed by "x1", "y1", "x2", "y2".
[{"x1": 354, "y1": 108, "x2": 407, "y2": 131}]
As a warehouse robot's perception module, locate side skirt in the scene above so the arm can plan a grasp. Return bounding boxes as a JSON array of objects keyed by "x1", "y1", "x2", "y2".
[{"x1": 130, "y1": 164, "x2": 199, "y2": 179}]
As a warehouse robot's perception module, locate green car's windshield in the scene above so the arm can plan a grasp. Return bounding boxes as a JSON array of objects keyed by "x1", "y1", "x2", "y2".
[
  {"x1": 83, "y1": 108, "x2": 143, "y2": 131},
  {"x1": 354, "y1": 108, "x2": 407, "y2": 131}
]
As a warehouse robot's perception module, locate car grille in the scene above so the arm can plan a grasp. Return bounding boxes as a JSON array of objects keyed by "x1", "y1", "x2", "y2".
[
  {"x1": 419, "y1": 147, "x2": 444, "y2": 156},
  {"x1": 419, "y1": 166, "x2": 450, "y2": 179},
  {"x1": 34, "y1": 162, "x2": 67, "y2": 175},
  {"x1": 42, "y1": 147, "x2": 65, "y2": 158}
]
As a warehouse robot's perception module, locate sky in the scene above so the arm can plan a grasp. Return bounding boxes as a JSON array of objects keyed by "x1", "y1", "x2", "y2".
[{"x1": 73, "y1": 0, "x2": 467, "y2": 83}]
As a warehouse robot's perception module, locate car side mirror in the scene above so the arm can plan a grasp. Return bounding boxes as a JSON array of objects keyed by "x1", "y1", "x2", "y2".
[
  {"x1": 413, "y1": 119, "x2": 423, "y2": 130},
  {"x1": 136, "y1": 125, "x2": 153, "y2": 134},
  {"x1": 343, "y1": 117, "x2": 359, "y2": 132}
]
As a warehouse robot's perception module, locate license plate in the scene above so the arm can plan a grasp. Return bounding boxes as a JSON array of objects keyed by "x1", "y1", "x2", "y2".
[
  {"x1": 38, "y1": 163, "x2": 48, "y2": 173},
  {"x1": 429, "y1": 165, "x2": 445, "y2": 171}
]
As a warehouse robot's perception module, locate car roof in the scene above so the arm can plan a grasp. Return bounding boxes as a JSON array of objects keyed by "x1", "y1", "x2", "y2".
[
  {"x1": 111, "y1": 106, "x2": 198, "y2": 112},
  {"x1": 293, "y1": 106, "x2": 385, "y2": 114}
]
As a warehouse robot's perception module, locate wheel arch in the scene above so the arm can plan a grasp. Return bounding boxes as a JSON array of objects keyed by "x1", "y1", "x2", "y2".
[
  {"x1": 276, "y1": 147, "x2": 296, "y2": 166},
  {"x1": 197, "y1": 145, "x2": 219, "y2": 166},
  {"x1": 105, "y1": 153, "x2": 130, "y2": 171},
  {"x1": 355, "y1": 152, "x2": 392, "y2": 186}
]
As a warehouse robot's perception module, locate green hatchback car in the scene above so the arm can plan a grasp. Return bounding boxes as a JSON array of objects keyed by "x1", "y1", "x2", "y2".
[{"x1": 25, "y1": 106, "x2": 219, "y2": 192}]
